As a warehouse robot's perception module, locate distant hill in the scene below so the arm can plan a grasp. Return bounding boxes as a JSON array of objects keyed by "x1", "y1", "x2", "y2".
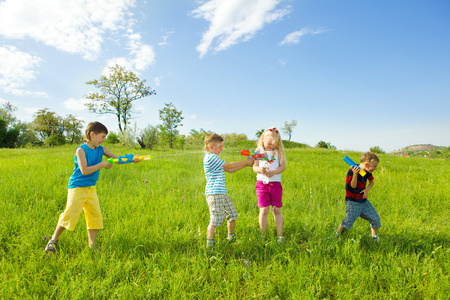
[
  {"x1": 390, "y1": 144, "x2": 436, "y2": 154},
  {"x1": 390, "y1": 144, "x2": 449, "y2": 159}
]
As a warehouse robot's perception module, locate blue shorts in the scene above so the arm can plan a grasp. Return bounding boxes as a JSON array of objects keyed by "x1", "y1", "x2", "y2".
[{"x1": 341, "y1": 200, "x2": 381, "y2": 229}]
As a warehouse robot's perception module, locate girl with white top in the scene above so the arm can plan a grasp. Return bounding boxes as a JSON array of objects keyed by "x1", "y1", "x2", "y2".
[{"x1": 252, "y1": 127, "x2": 286, "y2": 242}]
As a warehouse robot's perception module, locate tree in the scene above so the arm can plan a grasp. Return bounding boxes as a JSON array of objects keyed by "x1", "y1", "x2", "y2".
[
  {"x1": 159, "y1": 102, "x2": 183, "y2": 148},
  {"x1": 370, "y1": 146, "x2": 385, "y2": 154},
  {"x1": 137, "y1": 125, "x2": 159, "y2": 149},
  {"x1": 282, "y1": 120, "x2": 297, "y2": 141},
  {"x1": 316, "y1": 140, "x2": 336, "y2": 150},
  {"x1": 63, "y1": 114, "x2": 84, "y2": 143},
  {"x1": 85, "y1": 64, "x2": 156, "y2": 132},
  {"x1": 255, "y1": 129, "x2": 265, "y2": 138},
  {"x1": 0, "y1": 102, "x2": 20, "y2": 147},
  {"x1": 30, "y1": 108, "x2": 63, "y2": 141},
  {"x1": 0, "y1": 119, "x2": 19, "y2": 148},
  {"x1": 30, "y1": 108, "x2": 84, "y2": 144}
]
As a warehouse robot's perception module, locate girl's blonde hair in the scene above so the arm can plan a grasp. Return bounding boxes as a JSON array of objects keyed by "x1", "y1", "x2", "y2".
[
  {"x1": 257, "y1": 127, "x2": 286, "y2": 164},
  {"x1": 204, "y1": 133, "x2": 223, "y2": 153}
]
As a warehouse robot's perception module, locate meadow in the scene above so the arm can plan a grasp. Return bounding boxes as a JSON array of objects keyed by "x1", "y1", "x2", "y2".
[{"x1": 0, "y1": 144, "x2": 449, "y2": 299}]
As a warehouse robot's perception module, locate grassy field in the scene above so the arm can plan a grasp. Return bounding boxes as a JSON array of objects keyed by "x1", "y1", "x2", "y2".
[{"x1": 0, "y1": 144, "x2": 449, "y2": 299}]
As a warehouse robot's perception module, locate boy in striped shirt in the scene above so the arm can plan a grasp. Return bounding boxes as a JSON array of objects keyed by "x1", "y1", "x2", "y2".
[
  {"x1": 203, "y1": 133, "x2": 255, "y2": 251},
  {"x1": 336, "y1": 152, "x2": 381, "y2": 241}
]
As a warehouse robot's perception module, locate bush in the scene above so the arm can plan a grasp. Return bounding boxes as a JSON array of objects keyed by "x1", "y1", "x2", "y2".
[
  {"x1": 370, "y1": 146, "x2": 385, "y2": 154},
  {"x1": 43, "y1": 134, "x2": 66, "y2": 146},
  {"x1": 316, "y1": 140, "x2": 336, "y2": 150},
  {"x1": 118, "y1": 127, "x2": 139, "y2": 148},
  {"x1": 137, "y1": 125, "x2": 159, "y2": 149},
  {"x1": 106, "y1": 132, "x2": 120, "y2": 144}
]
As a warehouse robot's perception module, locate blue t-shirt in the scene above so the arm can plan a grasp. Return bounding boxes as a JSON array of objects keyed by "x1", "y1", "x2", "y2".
[
  {"x1": 203, "y1": 153, "x2": 227, "y2": 194},
  {"x1": 68, "y1": 143, "x2": 104, "y2": 188}
]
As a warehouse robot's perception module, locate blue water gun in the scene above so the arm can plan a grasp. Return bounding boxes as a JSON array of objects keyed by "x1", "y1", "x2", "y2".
[{"x1": 343, "y1": 156, "x2": 367, "y2": 176}]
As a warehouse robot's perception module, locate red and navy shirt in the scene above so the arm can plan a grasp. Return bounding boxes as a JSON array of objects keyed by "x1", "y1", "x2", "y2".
[{"x1": 345, "y1": 168, "x2": 374, "y2": 203}]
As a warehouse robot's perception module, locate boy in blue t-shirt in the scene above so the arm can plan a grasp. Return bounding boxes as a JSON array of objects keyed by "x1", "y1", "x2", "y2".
[
  {"x1": 203, "y1": 133, "x2": 254, "y2": 251},
  {"x1": 45, "y1": 122, "x2": 139, "y2": 253}
]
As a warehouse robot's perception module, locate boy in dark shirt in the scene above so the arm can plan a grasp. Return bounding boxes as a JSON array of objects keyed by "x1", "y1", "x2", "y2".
[{"x1": 336, "y1": 152, "x2": 381, "y2": 241}]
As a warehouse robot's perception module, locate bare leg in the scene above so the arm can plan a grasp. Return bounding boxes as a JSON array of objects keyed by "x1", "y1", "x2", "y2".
[
  {"x1": 371, "y1": 227, "x2": 379, "y2": 237},
  {"x1": 51, "y1": 225, "x2": 66, "y2": 241},
  {"x1": 207, "y1": 224, "x2": 216, "y2": 240},
  {"x1": 336, "y1": 224, "x2": 345, "y2": 234},
  {"x1": 87, "y1": 229, "x2": 97, "y2": 248},
  {"x1": 259, "y1": 207, "x2": 270, "y2": 235},
  {"x1": 227, "y1": 220, "x2": 236, "y2": 235},
  {"x1": 272, "y1": 207, "x2": 283, "y2": 237}
]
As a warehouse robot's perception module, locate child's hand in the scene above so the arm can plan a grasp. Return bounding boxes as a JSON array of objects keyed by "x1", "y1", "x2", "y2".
[
  {"x1": 132, "y1": 157, "x2": 141, "y2": 163},
  {"x1": 261, "y1": 165, "x2": 269, "y2": 175},
  {"x1": 352, "y1": 166, "x2": 361, "y2": 174},
  {"x1": 265, "y1": 170, "x2": 275, "y2": 178},
  {"x1": 103, "y1": 161, "x2": 113, "y2": 169},
  {"x1": 246, "y1": 158, "x2": 256, "y2": 166},
  {"x1": 361, "y1": 188, "x2": 369, "y2": 199}
]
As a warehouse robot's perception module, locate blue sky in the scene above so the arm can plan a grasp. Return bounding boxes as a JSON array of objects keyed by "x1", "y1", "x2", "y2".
[{"x1": 0, "y1": 0, "x2": 449, "y2": 152}]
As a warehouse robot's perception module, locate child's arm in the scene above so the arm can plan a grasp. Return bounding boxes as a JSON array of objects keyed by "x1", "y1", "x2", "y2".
[
  {"x1": 361, "y1": 180, "x2": 374, "y2": 199},
  {"x1": 103, "y1": 146, "x2": 118, "y2": 160},
  {"x1": 223, "y1": 159, "x2": 254, "y2": 173},
  {"x1": 264, "y1": 158, "x2": 286, "y2": 178},
  {"x1": 76, "y1": 147, "x2": 112, "y2": 176},
  {"x1": 350, "y1": 166, "x2": 360, "y2": 188},
  {"x1": 103, "y1": 146, "x2": 141, "y2": 163},
  {"x1": 252, "y1": 160, "x2": 267, "y2": 174}
]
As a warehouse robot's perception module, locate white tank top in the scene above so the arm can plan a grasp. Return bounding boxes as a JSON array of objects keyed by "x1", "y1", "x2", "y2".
[{"x1": 256, "y1": 147, "x2": 281, "y2": 183}]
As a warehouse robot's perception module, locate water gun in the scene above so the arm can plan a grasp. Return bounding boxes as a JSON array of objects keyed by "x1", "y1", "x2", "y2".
[
  {"x1": 240, "y1": 149, "x2": 267, "y2": 160},
  {"x1": 107, "y1": 154, "x2": 153, "y2": 164},
  {"x1": 343, "y1": 156, "x2": 366, "y2": 176}
]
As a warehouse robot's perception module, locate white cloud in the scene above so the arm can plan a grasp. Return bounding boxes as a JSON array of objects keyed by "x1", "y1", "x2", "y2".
[
  {"x1": 278, "y1": 59, "x2": 287, "y2": 66},
  {"x1": 103, "y1": 33, "x2": 155, "y2": 74},
  {"x1": 158, "y1": 31, "x2": 174, "y2": 46},
  {"x1": 192, "y1": 0, "x2": 291, "y2": 58},
  {"x1": 280, "y1": 27, "x2": 327, "y2": 46},
  {"x1": 154, "y1": 77, "x2": 162, "y2": 87},
  {"x1": 190, "y1": 114, "x2": 197, "y2": 119},
  {"x1": 0, "y1": 46, "x2": 47, "y2": 97},
  {"x1": 63, "y1": 97, "x2": 90, "y2": 111},
  {"x1": 0, "y1": 0, "x2": 136, "y2": 60}
]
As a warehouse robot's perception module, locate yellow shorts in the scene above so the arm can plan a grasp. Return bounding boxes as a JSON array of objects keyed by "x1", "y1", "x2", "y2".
[{"x1": 58, "y1": 186, "x2": 103, "y2": 231}]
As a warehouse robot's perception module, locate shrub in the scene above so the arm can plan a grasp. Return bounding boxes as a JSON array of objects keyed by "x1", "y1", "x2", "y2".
[
  {"x1": 370, "y1": 146, "x2": 385, "y2": 154},
  {"x1": 106, "y1": 132, "x2": 120, "y2": 144}
]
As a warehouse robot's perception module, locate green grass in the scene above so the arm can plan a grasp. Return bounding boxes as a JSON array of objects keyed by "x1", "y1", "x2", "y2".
[{"x1": 0, "y1": 145, "x2": 449, "y2": 299}]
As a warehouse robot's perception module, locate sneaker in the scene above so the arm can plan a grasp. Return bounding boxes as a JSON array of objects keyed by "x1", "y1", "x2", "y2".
[
  {"x1": 277, "y1": 236, "x2": 285, "y2": 243},
  {"x1": 227, "y1": 233, "x2": 236, "y2": 243},
  {"x1": 372, "y1": 235, "x2": 380, "y2": 242}
]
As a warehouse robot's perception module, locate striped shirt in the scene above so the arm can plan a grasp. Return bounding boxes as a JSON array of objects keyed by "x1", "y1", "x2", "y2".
[
  {"x1": 345, "y1": 168, "x2": 374, "y2": 203},
  {"x1": 204, "y1": 153, "x2": 227, "y2": 194}
]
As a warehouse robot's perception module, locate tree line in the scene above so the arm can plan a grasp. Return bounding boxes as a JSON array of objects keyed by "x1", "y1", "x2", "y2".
[{"x1": 1, "y1": 65, "x2": 300, "y2": 149}]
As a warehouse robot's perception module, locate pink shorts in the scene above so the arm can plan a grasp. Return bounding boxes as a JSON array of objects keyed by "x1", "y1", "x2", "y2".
[{"x1": 256, "y1": 180, "x2": 283, "y2": 208}]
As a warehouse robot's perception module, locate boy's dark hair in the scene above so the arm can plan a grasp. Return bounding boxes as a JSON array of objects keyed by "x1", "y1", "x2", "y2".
[
  {"x1": 204, "y1": 133, "x2": 223, "y2": 152},
  {"x1": 360, "y1": 152, "x2": 379, "y2": 164},
  {"x1": 85, "y1": 122, "x2": 108, "y2": 141}
]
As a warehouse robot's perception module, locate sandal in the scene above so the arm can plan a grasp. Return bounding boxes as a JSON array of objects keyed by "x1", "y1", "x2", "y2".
[{"x1": 45, "y1": 239, "x2": 58, "y2": 253}]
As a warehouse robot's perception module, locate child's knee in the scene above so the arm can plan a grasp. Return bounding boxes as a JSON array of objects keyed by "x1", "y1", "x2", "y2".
[
  {"x1": 260, "y1": 207, "x2": 271, "y2": 215},
  {"x1": 272, "y1": 207, "x2": 282, "y2": 215}
]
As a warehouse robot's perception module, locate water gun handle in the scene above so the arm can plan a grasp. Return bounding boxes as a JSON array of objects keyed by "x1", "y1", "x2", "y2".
[
  {"x1": 240, "y1": 149, "x2": 266, "y2": 160},
  {"x1": 343, "y1": 156, "x2": 367, "y2": 176}
]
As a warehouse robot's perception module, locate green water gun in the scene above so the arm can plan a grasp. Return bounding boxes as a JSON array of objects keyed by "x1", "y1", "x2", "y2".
[{"x1": 107, "y1": 154, "x2": 153, "y2": 164}]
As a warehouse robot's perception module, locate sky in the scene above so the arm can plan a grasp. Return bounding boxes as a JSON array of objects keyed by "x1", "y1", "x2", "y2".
[{"x1": 0, "y1": 0, "x2": 449, "y2": 152}]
